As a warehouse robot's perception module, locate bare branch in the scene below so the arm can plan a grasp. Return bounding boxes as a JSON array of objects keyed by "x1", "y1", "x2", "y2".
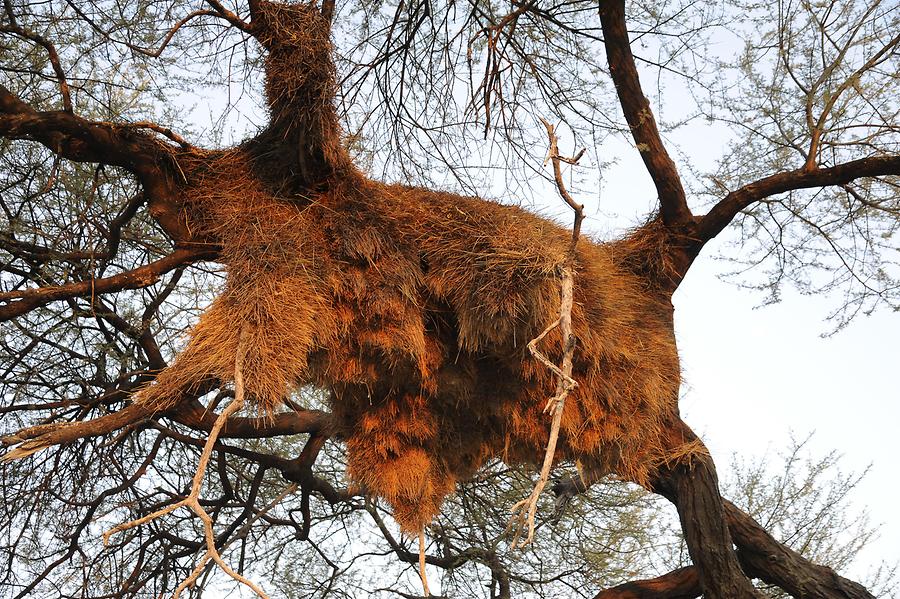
[
  {"x1": 598, "y1": 0, "x2": 692, "y2": 227},
  {"x1": 0, "y1": 248, "x2": 213, "y2": 321},
  {"x1": 805, "y1": 31, "x2": 900, "y2": 170},
  {"x1": 697, "y1": 155, "x2": 900, "y2": 242},
  {"x1": 509, "y1": 118, "x2": 584, "y2": 549},
  {"x1": 0, "y1": 20, "x2": 72, "y2": 111}
]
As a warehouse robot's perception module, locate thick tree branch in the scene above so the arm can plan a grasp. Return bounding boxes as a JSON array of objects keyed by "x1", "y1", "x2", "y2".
[
  {"x1": 558, "y1": 466, "x2": 875, "y2": 599},
  {"x1": 555, "y1": 465, "x2": 877, "y2": 599},
  {"x1": 598, "y1": 0, "x2": 692, "y2": 228},
  {"x1": 652, "y1": 445, "x2": 762, "y2": 599},
  {"x1": 592, "y1": 567, "x2": 700, "y2": 599},
  {"x1": 723, "y1": 500, "x2": 875, "y2": 599},
  {"x1": 174, "y1": 399, "x2": 331, "y2": 438},
  {"x1": 697, "y1": 155, "x2": 900, "y2": 242},
  {"x1": 1, "y1": 84, "x2": 169, "y2": 175},
  {"x1": 0, "y1": 248, "x2": 213, "y2": 321},
  {"x1": 1, "y1": 398, "x2": 330, "y2": 457},
  {"x1": 0, "y1": 403, "x2": 153, "y2": 460},
  {"x1": 0, "y1": 84, "x2": 192, "y2": 240}
]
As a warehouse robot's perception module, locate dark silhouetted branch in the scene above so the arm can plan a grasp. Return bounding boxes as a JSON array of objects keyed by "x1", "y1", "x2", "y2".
[
  {"x1": 0, "y1": 248, "x2": 213, "y2": 321},
  {"x1": 598, "y1": 0, "x2": 692, "y2": 228},
  {"x1": 697, "y1": 155, "x2": 900, "y2": 243}
]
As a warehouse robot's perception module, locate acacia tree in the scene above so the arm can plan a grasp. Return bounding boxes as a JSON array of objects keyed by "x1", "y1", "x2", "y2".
[{"x1": 1, "y1": 0, "x2": 897, "y2": 598}]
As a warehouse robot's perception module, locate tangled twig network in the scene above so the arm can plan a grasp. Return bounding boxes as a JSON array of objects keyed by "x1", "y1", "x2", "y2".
[{"x1": 102, "y1": 330, "x2": 277, "y2": 599}]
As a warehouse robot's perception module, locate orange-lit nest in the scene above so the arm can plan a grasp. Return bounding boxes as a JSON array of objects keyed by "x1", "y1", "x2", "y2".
[{"x1": 137, "y1": 0, "x2": 686, "y2": 534}]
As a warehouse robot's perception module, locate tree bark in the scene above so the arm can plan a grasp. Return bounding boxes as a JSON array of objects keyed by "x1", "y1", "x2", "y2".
[
  {"x1": 593, "y1": 567, "x2": 700, "y2": 599},
  {"x1": 652, "y1": 448, "x2": 763, "y2": 599},
  {"x1": 597, "y1": 0, "x2": 693, "y2": 228},
  {"x1": 724, "y1": 500, "x2": 876, "y2": 599},
  {"x1": 696, "y1": 155, "x2": 900, "y2": 243},
  {"x1": 558, "y1": 467, "x2": 877, "y2": 599}
]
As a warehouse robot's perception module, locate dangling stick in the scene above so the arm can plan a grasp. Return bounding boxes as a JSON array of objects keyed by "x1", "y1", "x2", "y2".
[
  {"x1": 509, "y1": 118, "x2": 585, "y2": 549},
  {"x1": 103, "y1": 328, "x2": 270, "y2": 598},
  {"x1": 418, "y1": 529, "x2": 430, "y2": 596}
]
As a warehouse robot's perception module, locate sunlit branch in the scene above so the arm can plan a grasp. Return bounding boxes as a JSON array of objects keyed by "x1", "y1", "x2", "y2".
[{"x1": 0, "y1": 248, "x2": 213, "y2": 321}]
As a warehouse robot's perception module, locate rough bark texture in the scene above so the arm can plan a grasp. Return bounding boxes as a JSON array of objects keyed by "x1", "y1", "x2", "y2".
[
  {"x1": 652, "y1": 449, "x2": 763, "y2": 598},
  {"x1": 725, "y1": 501, "x2": 876, "y2": 599},
  {"x1": 597, "y1": 0, "x2": 692, "y2": 229}
]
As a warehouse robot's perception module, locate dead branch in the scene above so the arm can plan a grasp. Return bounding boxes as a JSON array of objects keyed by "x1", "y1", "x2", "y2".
[
  {"x1": 509, "y1": 119, "x2": 584, "y2": 549},
  {"x1": 1, "y1": 403, "x2": 153, "y2": 461},
  {"x1": 418, "y1": 529, "x2": 430, "y2": 596},
  {"x1": 103, "y1": 329, "x2": 271, "y2": 599}
]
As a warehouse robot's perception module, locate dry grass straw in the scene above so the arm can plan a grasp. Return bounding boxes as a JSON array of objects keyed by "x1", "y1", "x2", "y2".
[{"x1": 138, "y1": 149, "x2": 685, "y2": 533}]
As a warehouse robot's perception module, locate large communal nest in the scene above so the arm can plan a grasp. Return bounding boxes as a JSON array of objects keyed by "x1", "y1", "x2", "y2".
[{"x1": 135, "y1": 0, "x2": 690, "y2": 535}]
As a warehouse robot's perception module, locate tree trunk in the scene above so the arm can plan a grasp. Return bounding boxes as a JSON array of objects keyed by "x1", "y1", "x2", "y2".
[{"x1": 652, "y1": 446, "x2": 763, "y2": 599}]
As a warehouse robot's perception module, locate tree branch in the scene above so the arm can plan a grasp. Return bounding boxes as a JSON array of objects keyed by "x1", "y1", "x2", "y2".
[
  {"x1": 593, "y1": 567, "x2": 700, "y2": 599},
  {"x1": 697, "y1": 155, "x2": 900, "y2": 242},
  {"x1": 0, "y1": 84, "x2": 192, "y2": 240},
  {"x1": 651, "y1": 443, "x2": 763, "y2": 599},
  {"x1": 557, "y1": 466, "x2": 875, "y2": 599},
  {"x1": 0, "y1": 248, "x2": 213, "y2": 321},
  {"x1": 509, "y1": 118, "x2": 584, "y2": 549},
  {"x1": 1, "y1": 84, "x2": 170, "y2": 175},
  {"x1": 1, "y1": 403, "x2": 153, "y2": 460},
  {"x1": 722, "y1": 500, "x2": 875, "y2": 599},
  {"x1": 0, "y1": 23, "x2": 72, "y2": 111},
  {"x1": 598, "y1": 0, "x2": 692, "y2": 228},
  {"x1": 173, "y1": 399, "x2": 331, "y2": 438}
]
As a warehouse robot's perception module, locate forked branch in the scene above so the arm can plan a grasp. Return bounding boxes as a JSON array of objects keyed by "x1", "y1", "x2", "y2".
[
  {"x1": 103, "y1": 330, "x2": 272, "y2": 599},
  {"x1": 0, "y1": 84, "x2": 193, "y2": 241},
  {"x1": 0, "y1": 19, "x2": 72, "y2": 111}
]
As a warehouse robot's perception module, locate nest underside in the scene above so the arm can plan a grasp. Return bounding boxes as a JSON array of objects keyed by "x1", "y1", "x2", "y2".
[{"x1": 137, "y1": 149, "x2": 686, "y2": 532}]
